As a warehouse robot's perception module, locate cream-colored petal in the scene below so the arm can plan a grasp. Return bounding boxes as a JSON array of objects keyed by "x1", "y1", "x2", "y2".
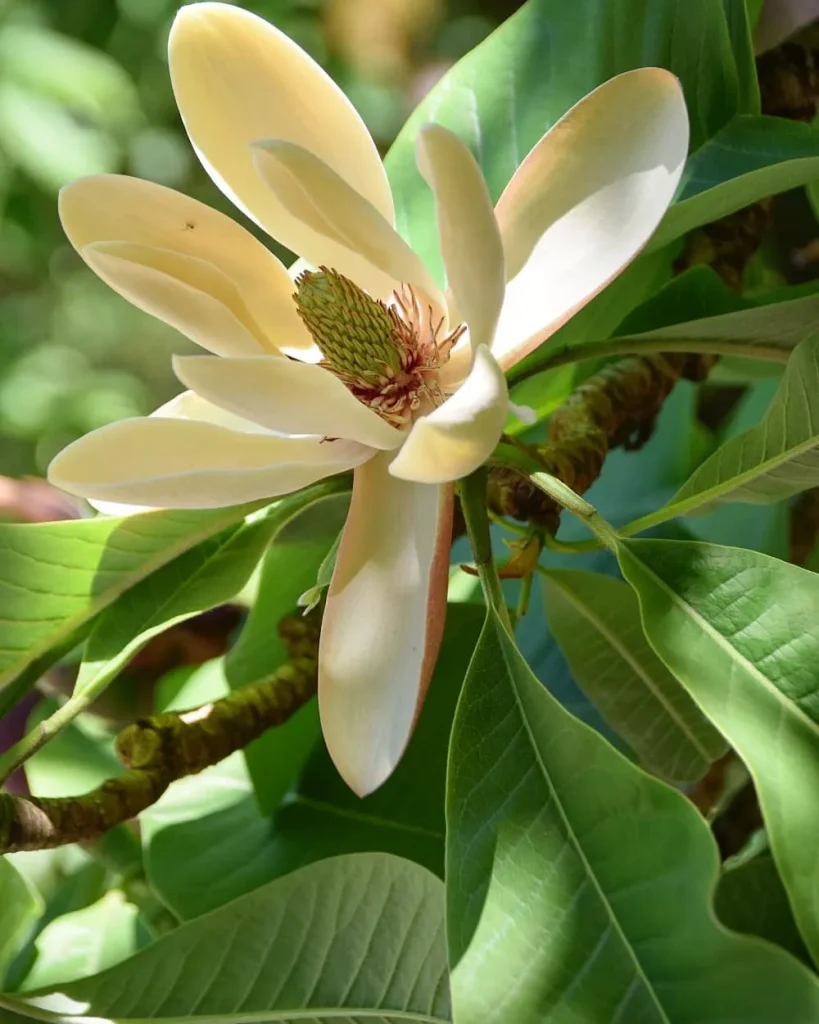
[
  {"x1": 59, "y1": 174, "x2": 315, "y2": 358},
  {"x1": 149, "y1": 389, "x2": 268, "y2": 433},
  {"x1": 48, "y1": 417, "x2": 370, "y2": 509},
  {"x1": 253, "y1": 141, "x2": 442, "y2": 305},
  {"x1": 83, "y1": 242, "x2": 269, "y2": 357},
  {"x1": 319, "y1": 452, "x2": 452, "y2": 795},
  {"x1": 493, "y1": 68, "x2": 689, "y2": 370},
  {"x1": 87, "y1": 391, "x2": 269, "y2": 517},
  {"x1": 416, "y1": 125, "x2": 504, "y2": 351},
  {"x1": 389, "y1": 346, "x2": 508, "y2": 484},
  {"x1": 168, "y1": 3, "x2": 393, "y2": 258},
  {"x1": 172, "y1": 355, "x2": 403, "y2": 450}
]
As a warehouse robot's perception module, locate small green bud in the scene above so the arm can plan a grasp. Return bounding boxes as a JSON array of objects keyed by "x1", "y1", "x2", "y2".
[{"x1": 294, "y1": 268, "x2": 402, "y2": 379}]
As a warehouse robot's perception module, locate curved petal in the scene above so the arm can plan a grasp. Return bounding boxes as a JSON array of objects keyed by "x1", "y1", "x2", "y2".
[
  {"x1": 87, "y1": 390, "x2": 269, "y2": 517},
  {"x1": 416, "y1": 124, "x2": 505, "y2": 350},
  {"x1": 319, "y1": 452, "x2": 452, "y2": 795},
  {"x1": 168, "y1": 3, "x2": 394, "y2": 255},
  {"x1": 48, "y1": 418, "x2": 370, "y2": 509},
  {"x1": 59, "y1": 175, "x2": 315, "y2": 358},
  {"x1": 83, "y1": 242, "x2": 271, "y2": 358},
  {"x1": 389, "y1": 346, "x2": 508, "y2": 484},
  {"x1": 172, "y1": 355, "x2": 404, "y2": 450},
  {"x1": 253, "y1": 141, "x2": 442, "y2": 305},
  {"x1": 493, "y1": 68, "x2": 690, "y2": 369}
]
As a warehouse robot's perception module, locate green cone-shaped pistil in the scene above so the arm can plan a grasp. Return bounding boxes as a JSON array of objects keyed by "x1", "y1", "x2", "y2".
[{"x1": 294, "y1": 268, "x2": 402, "y2": 380}]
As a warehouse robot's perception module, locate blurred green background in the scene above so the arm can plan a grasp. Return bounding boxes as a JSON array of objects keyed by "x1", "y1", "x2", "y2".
[{"x1": 0, "y1": 0, "x2": 519, "y2": 481}]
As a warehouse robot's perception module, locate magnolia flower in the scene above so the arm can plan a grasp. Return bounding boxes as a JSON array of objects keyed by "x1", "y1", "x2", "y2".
[{"x1": 48, "y1": 2, "x2": 689, "y2": 795}]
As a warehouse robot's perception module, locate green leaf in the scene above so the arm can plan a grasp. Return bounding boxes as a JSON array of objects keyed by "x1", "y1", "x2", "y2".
[
  {"x1": 652, "y1": 116, "x2": 819, "y2": 251},
  {"x1": 0, "y1": 859, "x2": 42, "y2": 983},
  {"x1": 144, "y1": 604, "x2": 484, "y2": 919},
  {"x1": 74, "y1": 497, "x2": 317, "y2": 699},
  {"x1": 142, "y1": 659, "x2": 290, "y2": 920},
  {"x1": 0, "y1": 25, "x2": 140, "y2": 128},
  {"x1": 0, "y1": 84, "x2": 118, "y2": 193},
  {"x1": 716, "y1": 854, "x2": 812, "y2": 966},
  {"x1": 3, "y1": 854, "x2": 450, "y2": 1024},
  {"x1": 0, "y1": 503, "x2": 260, "y2": 698},
  {"x1": 507, "y1": 364, "x2": 576, "y2": 436},
  {"x1": 19, "y1": 893, "x2": 139, "y2": 992},
  {"x1": 663, "y1": 333, "x2": 819, "y2": 516},
  {"x1": 542, "y1": 569, "x2": 726, "y2": 782},
  {"x1": 386, "y1": 0, "x2": 742, "y2": 279},
  {"x1": 511, "y1": 271, "x2": 819, "y2": 382},
  {"x1": 225, "y1": 491, "x2": 349, "y2": 812},
  {"x1": 447, "y1": 605, "x2": 819, "y2": 1023},
  {"x1": 616, "y1": 538, "x2": 819, "y2": 963},
  {"x1": 23, "y1": 699, "x2": 120, "y2": 798},
  {"x1": 721, "y1": 0, "x2": 761, "y2": 115},
  {"x1": 266, "y1": 602, "x2": 484, "y2": 880}
]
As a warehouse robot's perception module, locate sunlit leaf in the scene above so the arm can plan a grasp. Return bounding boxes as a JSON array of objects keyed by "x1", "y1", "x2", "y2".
[{"x1": 2, "y1": 854, "x2": 451, "y2": 1024}]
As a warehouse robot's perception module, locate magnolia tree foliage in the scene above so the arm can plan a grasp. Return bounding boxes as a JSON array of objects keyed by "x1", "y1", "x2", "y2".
[{"x1": 1, "y1": 1, "x2": 819, "y2": 1021}]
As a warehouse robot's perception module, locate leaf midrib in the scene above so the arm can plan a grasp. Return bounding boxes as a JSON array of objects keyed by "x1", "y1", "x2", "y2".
[
  {"x1": 666, "y1": 429, "x2": 819, "y2": 518},
  {"x1": 0, "y1": 1000, "x2": 449, "y2": 1024}
]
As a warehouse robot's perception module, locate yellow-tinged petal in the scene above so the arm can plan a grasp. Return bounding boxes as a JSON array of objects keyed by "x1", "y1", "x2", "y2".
[
  {"x1": 83, "y1": 242, "x2": 271, "y2": 358},
  {"x1": 172, "y1": 355, "x2": 403, "y2": 450},
  {"x1": 493, "y1": 68, "x2": 689, "y2": 369},
  {"x1": 320, "y1": 452, "x2": 452, "y2": 795},
  {"x1": 416, "y1": 124, "x2": 505, "y2": 350},
  {"x1": 253, "y1": 141, "x2": 443, "y2": 305},
  {"x1": 48, "y1": 418, "x2": 370, "y2": 509},
  {"x1": 389, "y1": 346, "x2": 508, "y2": 484},
  {"x1": 59, "y1": 175, "x2": 315, "y2": 358},
  {"x1": 86, "y1": 390, "x2": 268, "y2": 516},
  {"x1": 168, "y1": 3, "x2": 394, "y2": 255}
]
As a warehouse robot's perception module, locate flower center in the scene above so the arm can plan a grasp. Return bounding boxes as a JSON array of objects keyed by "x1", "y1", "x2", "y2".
[{"x1": 293, "y1": 267, "x2": 464, "y2": 428}]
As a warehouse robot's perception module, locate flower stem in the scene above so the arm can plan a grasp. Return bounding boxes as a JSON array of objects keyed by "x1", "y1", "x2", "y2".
[{"x1": 459, "y1": 470, "x2": 512, "y2": 631}]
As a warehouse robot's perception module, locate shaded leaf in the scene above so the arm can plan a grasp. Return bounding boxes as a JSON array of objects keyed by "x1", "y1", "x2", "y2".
[
  {"x1": 716, "y1": 854, "x2": 812, "y2": 966},
  {"x1": 542, "y1": 568, "x2": 726, "y2": 782},
  {"x1": 652, "y1": 116, "x2": 819, "y2": 250}
]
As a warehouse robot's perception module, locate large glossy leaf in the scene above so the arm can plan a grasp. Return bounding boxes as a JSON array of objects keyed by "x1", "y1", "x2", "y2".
[
  {"x1": 542, "y1": 568, "x2": 725, "y2": 782},
  {"x1": 0, "y1": 860, "x2": 42, "y2": 982},
  {"x1": 1, "y1": 854, "x2": 450, "y2": 1024},
  {"x1": 616, "y1": 538, "x2": 819, "y2": 963},
  {"x1": 0, "y1": 503, "x2": 260, "y2": 697},
  {"x1": 447, "y1": 605, "x2": 819, "y2": 1023},
  {"x1": 662, "y1": 333, "x2": 819, "y2": 517},
  {"x1": 652, "y1": 116, "x2": 819, "y2": 250},
  {"x1": 144, "y1": 604, "x2": 484, "y2": 919},
  {"x1": 386, "y1": 0, "x2": 742, "y2": 279}
]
